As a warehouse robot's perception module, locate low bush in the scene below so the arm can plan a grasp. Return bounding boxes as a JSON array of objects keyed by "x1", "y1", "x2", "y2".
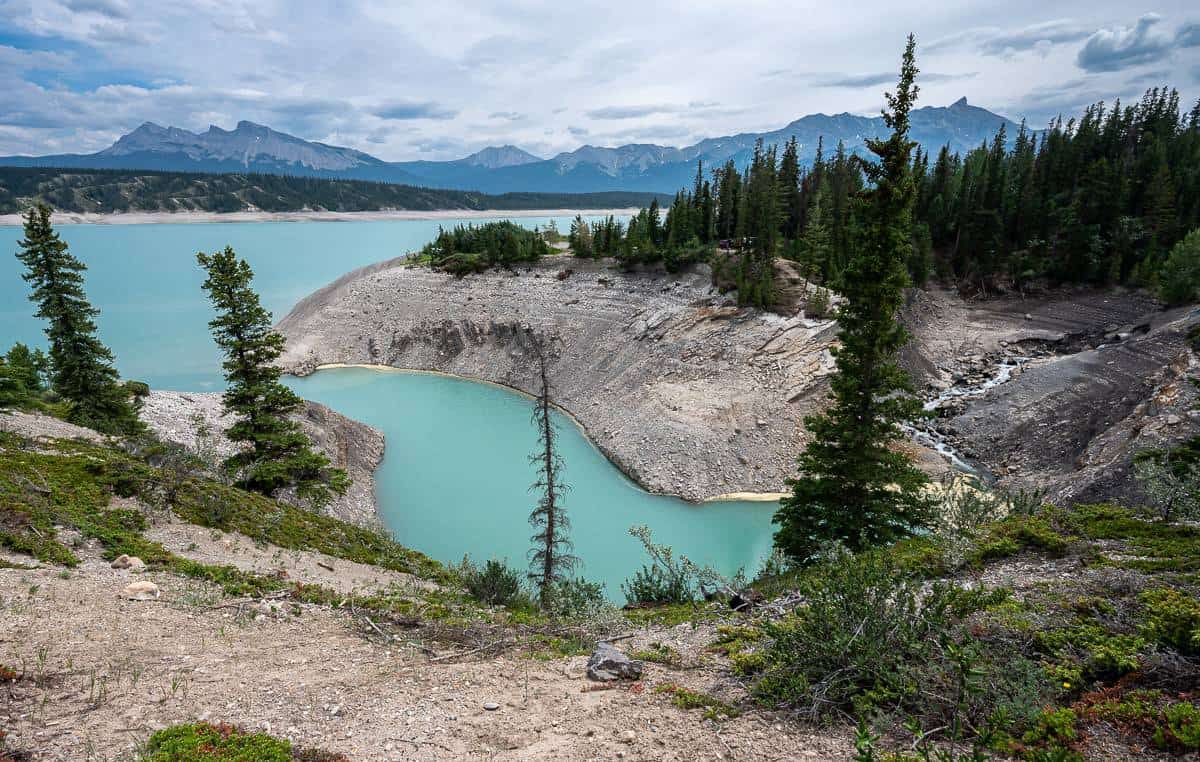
[
  {"x1": 457, "y1": 558, "x2": 526, "y2": 607},
  {"x1": 752, "y1": 550, "x2": 1020, "y2": 728},
  {"x1": 541, "y1": 576, "x2": 610, "y2": 619},
  {"x1": 1139, "y1": 588, "x2": 1200, "y2": 654},
  {"x1": 142, "y1": 722, "x2": 346, "y2": 761}
]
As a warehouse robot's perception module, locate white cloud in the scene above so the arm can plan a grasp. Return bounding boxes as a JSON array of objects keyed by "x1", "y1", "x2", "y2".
[{"x1": 0, "y1": 0, "x2": 1197, "y2": 159}]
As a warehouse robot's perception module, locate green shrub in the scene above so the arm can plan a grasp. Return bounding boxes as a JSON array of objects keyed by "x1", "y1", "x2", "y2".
[
  {"x1": 458, "y1": 558, "x2": 525, "y2": 607},
  {"x1": 143, "y1": 722, "x2": 293, "y2": 761},
  {"x1": 1139, "y1": 588, "x2": 1200, "y2": 654},
  {"x1": 1022, "y1": 707, "x2": 1078, "y2": 745},
  {"x1": 751, "y1": 551, "x2": 1010, "y2": 724},
  {"x1": 1158, "y1": 702, "x2": 1200, "y2": 750},
  {"x1": 622, "y1": 563, "x2": 692, "y2": 605},
  {"x1": 1156, "y1": 228, "x2": 1200, "y2": 306},
  {"x1": 541, "y1": 577, "x2": 610, "y2": 619}
]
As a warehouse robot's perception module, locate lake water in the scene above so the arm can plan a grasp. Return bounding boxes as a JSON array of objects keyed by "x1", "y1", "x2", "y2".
[{"x1": 0, "y1": 217, "x2": 779, "y2": 596}]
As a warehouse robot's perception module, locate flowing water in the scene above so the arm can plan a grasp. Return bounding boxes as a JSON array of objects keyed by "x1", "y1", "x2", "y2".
[
  {"x1": 0, "y1": 218, "x2": 776, "y2": 596},
  {"x1": 908, "y1": 357, "x2": 1032, "y2": 478}
]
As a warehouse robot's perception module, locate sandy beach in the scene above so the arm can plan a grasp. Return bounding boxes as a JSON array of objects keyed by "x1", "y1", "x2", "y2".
[{"x1": 0, "y1": 207, "x2": 643, "y2": 226}]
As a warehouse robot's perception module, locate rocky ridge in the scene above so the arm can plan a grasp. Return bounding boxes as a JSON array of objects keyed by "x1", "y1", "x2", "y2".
[
  {"x1": 278, "y1": 257, "x2": 842, "y2": 502},
  {"x1": 277, "y1": 258, "x2": 1200, "y2": 506}
]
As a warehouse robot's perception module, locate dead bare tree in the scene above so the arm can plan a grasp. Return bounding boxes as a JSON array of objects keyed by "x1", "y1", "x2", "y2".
[{"x1": 525, "y1": 330, "x2": 576, "y2": 608}]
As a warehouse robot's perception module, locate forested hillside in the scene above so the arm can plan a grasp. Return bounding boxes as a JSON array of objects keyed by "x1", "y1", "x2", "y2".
[
  {"x1": 561, "y1": 87, "x2": 1200, "y2": 305},
  {"x1": 0, "y1": 167, "x2": 663, "y2": 215}
]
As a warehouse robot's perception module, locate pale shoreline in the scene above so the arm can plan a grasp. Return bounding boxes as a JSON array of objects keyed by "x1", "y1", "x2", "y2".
[
  {"x1": 0, "y1": 207, "x2": 643, "y2": 227},
  {"x1": 308, "y1": 363, "x2": 786, "y2": 505}
]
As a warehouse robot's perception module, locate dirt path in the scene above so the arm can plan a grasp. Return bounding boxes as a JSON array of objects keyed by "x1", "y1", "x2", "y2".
[{"x1": 0, "y1": 533, "x2": 849, "y2": 761}]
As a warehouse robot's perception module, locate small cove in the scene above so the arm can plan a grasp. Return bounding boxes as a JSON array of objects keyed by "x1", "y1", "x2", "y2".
[
  {"x1": 286, "y1": 366, "x2": 777, "y2": 597},
  {"x1": 0, "y1": 217, "x2": 777, "y2": 597}
]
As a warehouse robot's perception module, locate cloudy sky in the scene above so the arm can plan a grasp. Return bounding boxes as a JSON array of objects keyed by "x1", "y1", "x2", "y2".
[{"x1": 1, "y1": 0, "x2": 1198, "y2": 160}]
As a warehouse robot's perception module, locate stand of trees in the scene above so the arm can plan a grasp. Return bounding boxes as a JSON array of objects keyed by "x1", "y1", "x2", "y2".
[
  {"x1": 581, "y1": 86, "x2": 1200, "y2": 307},
  {"x1": 420, "y1": 221, "x2": 551, "y2": 275},
  {"x1": 13, "y1": 203, "x2": 144, "y2": 434}
]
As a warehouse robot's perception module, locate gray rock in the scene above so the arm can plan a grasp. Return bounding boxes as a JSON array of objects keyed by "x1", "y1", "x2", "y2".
[
  {"x1": 110, "y1": 554, "x2": 145, "y2": 571},
  {"x1": 587, "y1": 642, "x2": 643, "y2": 682}
]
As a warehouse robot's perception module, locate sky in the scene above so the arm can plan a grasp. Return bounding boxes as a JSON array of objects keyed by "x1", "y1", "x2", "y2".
[{"x1": 1, "y1": 0, "x2": 1198, "y2": 161}]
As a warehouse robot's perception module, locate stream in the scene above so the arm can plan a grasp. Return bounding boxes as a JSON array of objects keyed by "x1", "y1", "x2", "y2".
[{"x1": 907, "y1": 356, "x2": 1033, "y2": 479}]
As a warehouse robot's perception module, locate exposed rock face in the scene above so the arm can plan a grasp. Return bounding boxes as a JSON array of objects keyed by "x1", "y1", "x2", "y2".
[
  {"x1": 277, "y1": 257, "x2": 841, "y2": 502},
  {"x1": 904, "y1": 289, "x2": 1200, "y2": 504},
  {"x1": 139, "y1": 391, "x2": 385, "y2": 528},
  {"x1": 277, "y1": 255, "x2": 1198, "y2": 505}
]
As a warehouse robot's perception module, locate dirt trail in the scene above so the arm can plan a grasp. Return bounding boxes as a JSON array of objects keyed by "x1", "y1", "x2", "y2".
[{"x1": 0, "y1": 521, "x2": 849, "y2": 761}]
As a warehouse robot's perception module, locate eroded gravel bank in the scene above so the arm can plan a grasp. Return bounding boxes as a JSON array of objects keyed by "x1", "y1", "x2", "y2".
[
  {"x1": 277, "y1": 258, "x2": 841, "y2": 502},
  {"x1": 277, "y1": 257, "x2": 1198, "y2": 505},
  {"x1": 139, "y1": 391, "x2": 385, "y2": 528}
]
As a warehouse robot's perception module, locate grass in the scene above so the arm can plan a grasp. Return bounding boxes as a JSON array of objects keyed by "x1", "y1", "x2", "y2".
[
  {"x1": 630, "y1": 642, "x2": 682, "y2": 667},
  {"x1": 654, "y1": 683, "x2": 741, "y2": 720},
  {"x1": 142, "y1": 722, "x2": 347, "y2": 761},
  {"x1": 747, "y1": 502, "x2": 1200, "y2": 761},
  {"x1": 0, "y1": 431, "x2": 445, "y2": 584}
]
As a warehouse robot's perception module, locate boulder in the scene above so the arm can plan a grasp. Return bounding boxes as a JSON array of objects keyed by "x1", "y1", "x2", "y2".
[
  {"x1": 110, "y1": 554, "x2": 145, "y2": 571},
  {"x1": 122, "y1": 581, "x2": 160, "y2": 601},
  {"x1": 586, "y1": 642, "x2": 643, "y2": 682}
]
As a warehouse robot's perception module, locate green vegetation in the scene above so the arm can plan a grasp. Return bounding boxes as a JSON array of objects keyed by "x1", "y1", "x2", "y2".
[
  {"x1": 0, "y1": 166, "x2": 663, "y2": 215},
  {"x1": 630, "y1": 642, "x2": 683, "y2": 667},
  {"x1": 197, "y1": 247, "x2": 348, "y2": 508},
  {"x1": 747, "y1": 500, "x2": 1200, "y2": 760},
  {"x1": 1157, "y1": 229, "x2": 1200, "y2": 305},
  {"x1": 654, "y1": 683, "x2": 741, "y2": 720},
  {"x1": 621, "y1": 525, "x2": 700, "y2": 605},
  {"x1": 0, "y1": 342, "x2": 53, "y2": 413},
  {"x1": 773, "y1": 37, "x2": 933, "y2": 564},
  {"x1": 0, "y1": 430, "x2": 445, "y2": 591},
  {"x1": 419, "y1": 220, "x2": 551, "y2": 275},
  {"x1": 14, "y1": 203, "x2": 143, "y2": 434},
  {"x1": 143, "y1": 721, "x2": 346, "y2": 761},
  {"x1": 611, "y1": 86, "x2": 1200, "y2": 305}
]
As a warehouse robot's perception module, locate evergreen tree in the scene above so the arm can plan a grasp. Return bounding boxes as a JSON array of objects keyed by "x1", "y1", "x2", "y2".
[
  {"x1": 197, "y1": 246, "x2": 349, "y2": 507},
  {"x1": 16, "y1": 203, "x2": 141, "y2": 434},
  {"x1": 525, "y1": 331, "x2": 576, "y2": 607},
  {"x1": 773, "y1": 35, "x2": 934, "y2": 562}
]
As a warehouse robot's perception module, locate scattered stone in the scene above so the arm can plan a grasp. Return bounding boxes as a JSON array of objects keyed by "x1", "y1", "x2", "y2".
[
  {"x1": 587, "y1": 642, "x2": 643, "y2": 682},
  {"x1": 121, "y1": 581, "x2": 159, "y2": 600},
  {"x1": 619, "y1": 730, "x2": 637, "y2": 744},
  {"x1": 110, "y1": 554, "x2": 145, "y2": 571},
  {"x1": 730, "y1": 588, "x2": 765, "y2": 611},
  {"x1": 562, "y1": 656, "x2": 588, "y2": 680},
  {"x1": 482, "y1": 702, "x2": 500, "y2": 711}
]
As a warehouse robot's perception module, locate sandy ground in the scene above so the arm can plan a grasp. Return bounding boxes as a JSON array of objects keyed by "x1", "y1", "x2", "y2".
[
  {"x1": 0, "y1": 209, "x2": 643, "y2": 227},
  {"x1": 0, "y1": 512, "x2": 850, "y2": 761}
]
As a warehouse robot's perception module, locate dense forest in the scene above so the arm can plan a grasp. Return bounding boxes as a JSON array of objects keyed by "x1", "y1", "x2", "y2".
[
  {"x1": 0, "y1": 167, "x2": 664, "y2": 215},
  {"x1": 564, "y1": 87, "x2": 1200, "y2": 306}
]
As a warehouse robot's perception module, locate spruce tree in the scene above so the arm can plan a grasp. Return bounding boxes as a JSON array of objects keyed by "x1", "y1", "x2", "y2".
[
  {"x1": 16, "y1": 203, "x2": 141, "y2": 434},
  {"x1": 525, "y1": 332, "x2": 576, "y2": 608},
  {"x1": 197, "y1": 246, "x2": 348, "y2": 507},
  {"x1": 773, "y1": 35, "x2": 934, "y2": 562}
]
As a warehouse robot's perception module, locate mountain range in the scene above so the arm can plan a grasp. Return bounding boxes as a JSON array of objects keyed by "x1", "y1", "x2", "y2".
[{"x1": 0, "y1": 98, "x2": 1023, "y2": 194}]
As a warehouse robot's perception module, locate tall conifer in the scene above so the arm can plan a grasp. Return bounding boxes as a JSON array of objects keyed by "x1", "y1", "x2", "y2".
[
  {"x1": 197, "y1": 246, "x2": 348, "y2": 507},
  {"x1": 773, "y1": 35, "x2": 934, "y2": 562},
  {"x1": 16, "y1": 203, "x2": 140, "y2": 434}
]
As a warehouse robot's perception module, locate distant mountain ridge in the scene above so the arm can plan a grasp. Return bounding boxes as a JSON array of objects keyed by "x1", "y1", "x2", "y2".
[{"x1": 0, "y1": 98, "x2": 1025, "y2": 194}]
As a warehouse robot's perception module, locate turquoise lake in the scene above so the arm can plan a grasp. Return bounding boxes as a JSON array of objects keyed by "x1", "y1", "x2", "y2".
[{"x1": 0, "y1": 217, "x2": 777, "y2": 595}]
